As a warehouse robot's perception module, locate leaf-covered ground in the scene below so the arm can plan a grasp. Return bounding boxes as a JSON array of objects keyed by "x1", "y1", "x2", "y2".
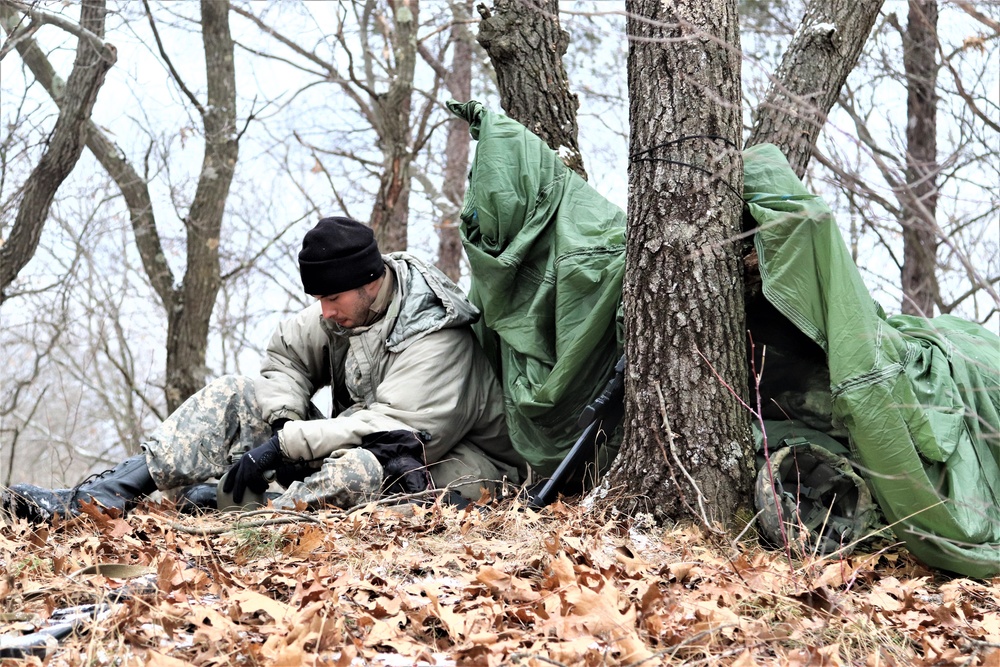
[{"x1": 1, "y1": 498, "x2": 998, "y2": 666}]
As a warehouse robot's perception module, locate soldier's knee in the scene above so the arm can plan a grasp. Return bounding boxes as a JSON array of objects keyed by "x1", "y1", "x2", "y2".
[{"x1": 328, "y1": 448, "x2": 383, "y2": 494}]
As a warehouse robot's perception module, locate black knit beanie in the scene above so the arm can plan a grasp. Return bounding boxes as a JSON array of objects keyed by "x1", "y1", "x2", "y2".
[{"x1": 298, "y1": 217, "x2": 385, "y2": 295}]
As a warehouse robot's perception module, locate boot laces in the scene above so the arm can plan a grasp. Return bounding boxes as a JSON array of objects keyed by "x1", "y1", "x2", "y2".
[{"x1": 69, "y1": 465, "x2": 117, "y2": 501}]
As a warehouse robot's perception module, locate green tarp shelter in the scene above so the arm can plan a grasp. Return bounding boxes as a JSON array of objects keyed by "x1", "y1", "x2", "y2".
[
  {"x1": 452, "y1": 100, "x2": 1000, "y2": 577},
  {"x1": 746, "y1": 143, "x2": 999, "y2": 578},
  {"x1": 448, "y1": 100, "x2": 626, "y2": 477}
]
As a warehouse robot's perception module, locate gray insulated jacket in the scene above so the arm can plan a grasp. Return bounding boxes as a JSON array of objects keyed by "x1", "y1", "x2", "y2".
[{"x1": 254, "y1": 253, "x2": 524, "y2": 497}]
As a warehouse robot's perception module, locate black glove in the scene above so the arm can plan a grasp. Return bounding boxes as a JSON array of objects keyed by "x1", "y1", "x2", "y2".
[
  {"x1": 275, "y1": 462, "x2": 313, "y2": 488},
  {"x1": 223, "y1": 435, "x2": 282, "y2": 504}
]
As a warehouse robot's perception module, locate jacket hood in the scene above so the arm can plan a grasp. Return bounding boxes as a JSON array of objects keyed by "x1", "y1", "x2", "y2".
[{"x1": 385, "y1": 252, "x2": 480, "y2": 352}]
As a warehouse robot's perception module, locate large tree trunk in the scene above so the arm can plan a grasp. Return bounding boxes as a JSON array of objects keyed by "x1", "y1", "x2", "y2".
[
  {"x1": 369, "y1": 0, "x2": 418, "y2": 253},
  {"x1": 0, "y1": 0, "x2": 115, "y2": 300},
  {"x1": 609, "y1": 0, "x2": 753, "y2": 527},
  {"x1": 476, "y1": 0, "x2": 586, "y2": 179},
  {"x1": 164, "y1": 0, "x2": 239, "y2": 410},
  {"x1": 437, "y1": 0, "x2": 474, "y2": 282},
  {"x1": 746, "y1": 0, "x2": 884, "y2": 177},
  {"x1": 900, "y1": 0, "x2": 940, "y2": 316}
]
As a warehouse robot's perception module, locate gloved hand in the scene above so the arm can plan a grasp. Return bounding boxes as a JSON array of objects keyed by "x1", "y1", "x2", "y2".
[{"x1": 223, "y1": 435, "x2": 282, "y2": 504}]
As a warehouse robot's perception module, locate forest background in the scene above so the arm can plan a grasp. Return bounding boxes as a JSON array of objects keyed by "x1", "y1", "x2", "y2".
[
  {"x1": 0, "y1": 1, "x2": 999, "y2": 664},
  {"x1": 0, "y1": 0, "x2": 997, "y2": 497}
]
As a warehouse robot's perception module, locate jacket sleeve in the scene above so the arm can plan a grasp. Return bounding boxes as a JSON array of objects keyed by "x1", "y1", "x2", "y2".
[
  {"x1": 254, "y1": 302, "x2": 335, "y2": 424},
  {"x1": 279, "y1": 328, "x2": 490, "y2": 462}
]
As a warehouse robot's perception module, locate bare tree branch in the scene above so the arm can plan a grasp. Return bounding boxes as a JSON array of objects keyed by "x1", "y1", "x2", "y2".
[
  {"x1": 228, "y1": 2, "x2": 374, "y2": 125},
  {"x1": 0, "y1": 0, "x2": 116, "y2": 300},
  {"x1": 0, "y1": 15, "x2": 38, "y2": 60},
  {"x1": 939, "y1": 48, "x2": 1000, "y2": 134},
  {"x1": 0, "y1": 4, "x2": 176, "y2": 307},
  {"x1": 953, "y1": 1, "x2": 1000, "y2": 33},
  {"x1": 141, "y1": 0, "x2": 205, "y2": 117},
  {"x1": 0, "y1": 0, "x2": 110, "y2": 54},
  {"x1": 746, "y1": 0, "x2": 885, "y2": 175}
]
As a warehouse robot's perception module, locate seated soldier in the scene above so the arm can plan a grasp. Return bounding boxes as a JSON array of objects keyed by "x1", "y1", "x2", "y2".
[{"x1": 3, "y1": 217, "x2": 524, "y2": 522}]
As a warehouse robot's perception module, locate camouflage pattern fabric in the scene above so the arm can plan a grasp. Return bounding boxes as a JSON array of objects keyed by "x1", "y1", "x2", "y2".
[
  {"x1": 142, "y1": 375, "x2": 272, "y2": 489},
  {"x1": 271, "y1": 448, "x2": 382, "y2": 510},
  {"x1": 754, "y1": 443, "x2": 877, "y2": 556},
  {"x1": 142, "y1": 375, "x2": 383, "y2": 510}
]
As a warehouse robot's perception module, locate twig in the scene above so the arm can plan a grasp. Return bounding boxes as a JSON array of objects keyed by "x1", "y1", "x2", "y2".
[
  {"x1": 0, "y1": 0, "x2": 111, "y2": 57},
  {"x1": 673, "y1": 646, "x2": 757, "y2": 666},
  {"x1": 508, "y1": 653, "x2": 569, "y2": 667},
  {"x1": 795, "y1": 498, "x2": 949, "y2": 575},
  {"x1": 746, "y1": 337, "x2": 795, "y2": 568},
  {"x1": 731, "y1": 508, "x2": 764, "y2": 547},
  {"x1": 0, "y1": 16, "x2": 39, "y2": 60},
  {"x1": 344, "y1": 477, "x2": 496, "y2": 514},
  {"x1": 663, "y1": 624, "x2": 737, "y2": 661},
  {"x1": 166, "y1": 509, "x2": 322, "y2": 535},
  {"x1": 654, "y1": 381, "x2": 722, "y2": 536},
  {"x1": 141, "y1": 0, "x2": 204, "y2": 116},
  {"x1": 650, "y1": 423, "x2": 700, "y2": 525}
]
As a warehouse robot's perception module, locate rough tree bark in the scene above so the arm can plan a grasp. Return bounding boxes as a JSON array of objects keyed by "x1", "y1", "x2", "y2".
[
  {"x1": 746, "y1": 0, "x2": 884, "y2": 177},
  {"x1": 0, "y1": 0, "x2": 115, "y2": 300},
  {"x1": 437, "y1": 0, "x2": 474, "y2": 282},
  {"x1": 476, "y1": 0, "x2": 586, "y2": 179},
  {"x1": 368, "y1": 0, "x2": 418, "y2": 253},
  {"x1": 609, "y1": 0, "x2": 753, "y2": 527},
  {"x1": 744, "y1": 0, "x2": 885, "y2": 303},
  {"x1": 899, "y1": 0, "x2": 940, "y2": 316},
  {"x1": 2, "y1": 0, "x2": 239, "y2": 413},
  {"x1": 162, "y1": 0, "x2": 239, "y2": 410}
]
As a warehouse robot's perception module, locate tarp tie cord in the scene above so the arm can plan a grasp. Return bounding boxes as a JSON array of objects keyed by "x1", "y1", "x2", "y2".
[
  {"x1": 629, "y1": 134, "x2": 740, "y2": 157},
  {"x1": 628, "y1": 135, "x2": 744, "y2": 202}
]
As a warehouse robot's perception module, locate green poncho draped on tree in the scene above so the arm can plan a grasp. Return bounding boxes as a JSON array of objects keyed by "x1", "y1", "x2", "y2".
[
  {"x1": 450, "y1": 100, "x2": 998, "y2": 577},
  {"x1": 746, "y1": 144, "x2": 999, "y2": 578},
  {"x1": 448, "y1": 100, "x2": 626, "y2": 477}
]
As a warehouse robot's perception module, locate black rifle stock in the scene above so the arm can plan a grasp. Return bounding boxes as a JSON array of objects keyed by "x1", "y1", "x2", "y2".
[{"x1": 529, "y1": 355, "x2": 625, "y2": 508}]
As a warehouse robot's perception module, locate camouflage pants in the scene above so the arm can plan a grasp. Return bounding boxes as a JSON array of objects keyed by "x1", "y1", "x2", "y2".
[{"x1": 142, "y1": 375, "x2": 382, "y2": 510}]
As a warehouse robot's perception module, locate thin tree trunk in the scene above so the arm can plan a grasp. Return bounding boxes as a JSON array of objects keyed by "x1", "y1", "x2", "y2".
[
  {"x1": 369, "y1": 0, "x2": 418, "y2": 252},
  {"x1": 0, "y1": 7, "x2": 172, "y2": 309},
  {"x1": 746, "y1": 0, "x2": 884, "y2": 177},
  {"x1": 3, "y1": 1, "x2": 241, "y2": 413},
  {"x1": 609, "y1": 0, "x2": 753, "y2": 528},
  {"x1": 0, "y1": 0, "x2": 115, "y2": 300},
  {"x1": 437, "y1": 0, "x2": 473, "y2": 282},
  {"x1": 164, "y1": 0, "x2": 239, "y2": 410},
  {"x1": 900, "y1": 0, "x2": 940, "y2": 316},
  {"x1": 476, "y1": 0, "x2": 586, "y2": 179}
]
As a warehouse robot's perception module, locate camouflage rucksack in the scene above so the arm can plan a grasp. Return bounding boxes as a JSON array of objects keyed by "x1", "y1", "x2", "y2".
[{"x1": 754, "y1": 420, "x2": 878, "y2": 556}]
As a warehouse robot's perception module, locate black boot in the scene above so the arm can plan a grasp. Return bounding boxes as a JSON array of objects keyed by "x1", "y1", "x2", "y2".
[
  {"x1": 2, "y1": 485, "x2": 74, "y2": 524},
  {"x1": 1, "y1": 455, "x2": 157, "y2": 523},
  {"x1": 176, "y1": 482, "x2": 218, "y2": 514}
]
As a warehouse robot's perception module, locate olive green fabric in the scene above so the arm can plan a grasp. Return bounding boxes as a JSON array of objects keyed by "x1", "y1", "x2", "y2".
[
  {"x1": 753, "y1": 419, "x2": 852, "y2": 470},
  {"x1": 745, "y1": 143, "x2": 1000, "y2": 578},
  {"x1": 448, "y1": 100, "x2": 626, "y2": 476},
  {"x1": 445, "y1": 99, "x2": 998, "y2": 576}
]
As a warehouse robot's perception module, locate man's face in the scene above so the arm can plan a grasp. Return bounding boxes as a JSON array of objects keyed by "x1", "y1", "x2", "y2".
[{"x1": 314, "y1": 277, "x2": 381, "y2": 328}]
